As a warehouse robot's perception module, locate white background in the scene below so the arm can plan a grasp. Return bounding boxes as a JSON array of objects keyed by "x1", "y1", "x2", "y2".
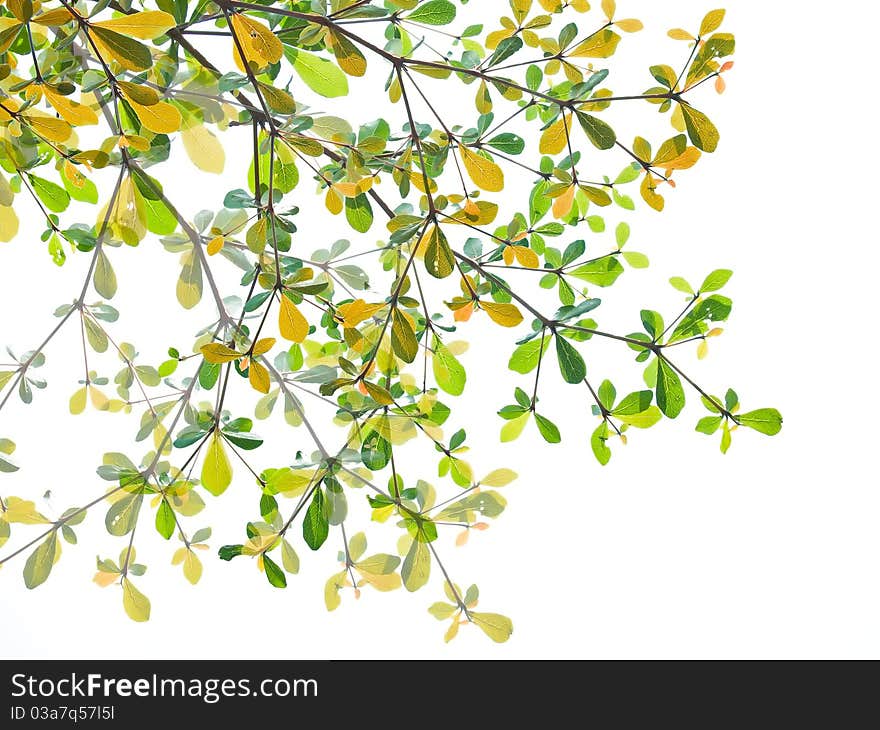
[{"x1": 2, "y1": 1, "x2": 878, "y2": 659}]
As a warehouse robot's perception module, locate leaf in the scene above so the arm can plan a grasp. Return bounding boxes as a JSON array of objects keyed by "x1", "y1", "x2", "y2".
[
  {"x1": 470, "y1": 611, "x2": 513, "y2": 643},
  {"x1": 500, "y1": 412, "x2": 530, "y2": 442},
  {"x1": 155, "y1": 500, "x2": 175, "y2": 539},
  {"x1": 555, "y1": 336, "x2": 586, "y2": 384},
  {"x1": 279, "y1": 294, "x2": 309, "y2": 343},
  {"x1": 263, "y1": 554, "x2": 287, "y2": 588},
  {"x1": 124, "y1": 97, "x2": 182, "y2": 135},
  {"x1": 391, "y1": 309, "x2": 419, "y2": 363},
  {"x1": 738, "y1": 408, "x2": 783, "y2": 436},
  {"x1": 700, "y1": 268, "x2": 733, "y2": 292},
  {"x1": 42, "y1": 87, "x2": 98, "y2": 126},
  {"x1": 23, "y1": 532, "x2": 57, "y2": 589},
  {"x1": 90, "y1": 26, "x2": 153, "y2": 72},
  {"x1": 568, "y1": 258, "x2": 624, "y2": 287},
  {"x1": 230, "y1": 13, "x2": 283, "y2": 71},
  {"x1": 201, "y1": 432, "x2": 232, "y2": 496},
  {"x1": 481, "y1": 469, "x2": 517, "y2": 487},
  {"x1": 700, "y1": 9, "x2": 726, "y2": 36},
  {"x1": 460, "y1": 146, "x2": 504, "y2": 192},
  {"x1": 539, "y1": 115, "x2": 568, "y2": 155},
  {"x1": 656, "y1": 358, "x2": 685, "y2": 418},
  {"x1": 281, "y1": 540, "x2": 300, "y2": 574},
  {"x1": 345, "y1": 194, "x2": 373, "y2": 233},
  {"x1": 248, "y1": 360, "x2": 271, "y2": 394},
  {"x1": 303, "y1": 488, "x2": 329, "y2": 550},
  {"x1": 570, "y1": 29, "x2": 621, "y2": 58},
  {"x1": 200, "y1": 343, "x2": 240, "y2": 363},
  {"x1": 89, "y1": 257, "x2": 118, "y2": 308},
  {"x1": 679, "y1": 104, "x2": 719, "y2": 153},
  {"x1": 432, "y1": 338, "x2": 466, "y2": 396},
  {"x1": 534, "y1": 413, "x2": 561, "y2": 443},
  {"x1": 508, "y1": 334, "x2": 549, "y2": 374},
  {"x1": 30, "y1": 176, "x2": 70, "y2": 213},
  {"x1": 575, "y1": 111, "x2": 616, "y2": 150},
  {"x1": 105, "y1": 493, "x2": 143, "y2": 536},
  {"x1": 92, "y1": 10, "x2": 175, "y2": 40},
  {"x1": 402, "y1": 539, "x2": 430, "y2": 591},
  {"x1": 122, "y1": 579, "x2": 151, "y2": 622},
  {"x1": 423, "y1": 225, "x2": 454, "y2": 279},
  {"x1": 182, "y1": 123, "x2": 225, "y2": 174},
  {"x1": 405, "y1": 0, "x2": 456, "y2": 25},
  {"x1": 183, "y1": 550, "x2": 202, "y2": 585},
  {"x1": 482, "y1": 301, "x2": 523, "y2": 327},
  {"x1": 289, "y1": 49, "x2": 349, "y2": 98}
]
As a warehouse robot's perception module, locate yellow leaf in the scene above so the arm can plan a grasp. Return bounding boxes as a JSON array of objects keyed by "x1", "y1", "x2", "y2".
[
  {"x1": 337, "y1": 299, "x2": 384, "y2": 328},
  {"x1": 4, "y1": 497, "x2": 50, "y2": 525},
  {"x1": 125, "y1": 98, "x2": 182, "y2": 134},
  {"x1": 616, "y1": 18, "x2": 643, "y2": 32},
  {"x1": 552, "y1": 184, "x2": 576, "y2": 219},
  {"x1": 116, "y1": 81, "x2": 159, "y2": 105},
  {"x1": 122, "y1": 579, "x2": 151, "y2": 622},
  {"x1": 201, "y1": 432, "x2": 232, "y2": 496},
  {"x1": 601, "y1": 0, "x2": 616, "y2": 19},
  {"x1": 32, "y1": 8, "x2": 74, "y2": 26},
  {"x1": 697, "y1": 340, "x2": 709, "y2": 360},
  {"x1": 19, "y1": 112, "x2": 71, "y2": 143},
  {"x1": 248, "y1": 360, "x2": 271, "y2": 394},
  {"x1": 92, "y1": 11, "x2": 175, "y2": 40},
  {"x1": 481, "y1": 301, "x2": 523, "y2": 328},
  {"x1": 93, "y1": 571, "x2": 118, "y2": 588},
  {"x1": 460, "y1": 146, "x2": 504, "y2": 192},
  {"x1": 444, "y1": 618, "x2": 460, "y2": 642},
  {"x1": 230, "y1": 13, "x2": 283, "y2": 71},
  {"x1": 183, "y1": 550, "x2": 202, "y2": 585},
  {"x1": 69, "y1": 386, "x2": 87, "y2": 415},
  {"x1": 279, "y1": 294, "x2": 309, "y2": 342},
  {"x1": 252, "y1": 337, "x2": 276, "y2": 357},
  {"x1": 700, "y1": 9, "x2": 726, "y2": 36},
  {"x1": 470, "y1": 611, "x2": 513, "y2": 643},
  {"x1": 42, "y1": 87, "x2": 98, "y2": 126},
  {"x1": 570, "y1": 29, "x2": 621, "y2": 58},
  {"x1": 0, "y1": 206, "x2": 19, "y2": 242},
  {"x1": 181, "y1": 122, "x2": 224, "y2": 173},
  {"x1": 207, "y1": 236, "x2": 224, "y2": 255},
  {"x1": 200, "y1": 343, "x2": 241, "y2": 363},
  {"x1": 668, "y1": 28, "x2": 695, "y2": 41},
  {"x1": 481, "y1": 468, "x2": 518, "y2": 487},
  {"x1": 539, "y1": 114, "x2": 569, "y2": 155},
  {"x1": 512, "y1": 246, "x2": 539, "y2": 268}
]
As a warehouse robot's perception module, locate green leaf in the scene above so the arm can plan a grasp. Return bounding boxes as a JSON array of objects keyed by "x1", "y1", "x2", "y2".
[
  {"x1": 696, "y1": 415, "x2": 722, "y2": 435},
  {"x1": 575, "y1": 111, "x2": 616, "y2": 150},
  {"x1": 288, "y1": 49, "x2": 349, "y2": 98},
  {"x1": 23, "y1": 532, "x2": 57, "y2": 589},
  {"x1": 303, "y1": 488, "x2": 329, "y2": 550},
  {"x1": 424, "y1": 225, "x2": 454, "y2": 279},
  {"x1": 508, "y1": 334, "x2": 549, "y2": 374},
  {"x1": 738, "y1": 408, "x2": 783, "y2": 436},
  {"x1": 487, "y1": 133, "x2": 525, "y2": 155},
  {"x1": 534, "y1": 413, "x2": 561, "y2": 443},
  {"x1": 555, "y1": 336, "x2": 586, "y2": 384},
  {"x1": 680, "y1": 103, "x2": 719, "y2": 153},
  {"x1": 345, "y1": 193, "x2": 373, "y2": 233},
  {"x1": 617, "y1": 405, "x2": 662, "y2": 428},
  {"x1": 700, "y1": 268, "x2": 733, "y2": 292},
  {"x1": 669, "y1": 276, "x2": 693, "y2": 295},
  {"x1": 94, "y1": 250, "x2": 117, "y2": 299},
  {"x1": 591, "y1": 422, "x2": 611, "y2": 465},
  {"x1": 432, "y1": 338, "x2": 466, "y2": 395},
  {"x1": 155, "y1": 500, "x2": 175, "y2": 540},
  {"x1": 105, "y1": 493, "x2": 143, "y2": 536},
  {"x1": 30, "y1": 175, "x2": 70, "y2": 213},
  {"x1": 500, "y1": 412, "x2": 530, "y2": 442},
  {"x1": 391, "y1": 309, "x2": 419, "y2": 363},
  {"x1": 401, "y1": 538, "x2": 430, "y2": 591},
  {"x1": 263, "y1": 553, "x2": 287, "y2": 588},
  {"x1": 569, "y1": 257, "x2": 624, "y2": 287},
  {"x1": 656, "y1": 358, "x2": 685, "y2": 418},
  {"x1": 405, "y1": 0, "x2": 456, "y2": 26}
]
